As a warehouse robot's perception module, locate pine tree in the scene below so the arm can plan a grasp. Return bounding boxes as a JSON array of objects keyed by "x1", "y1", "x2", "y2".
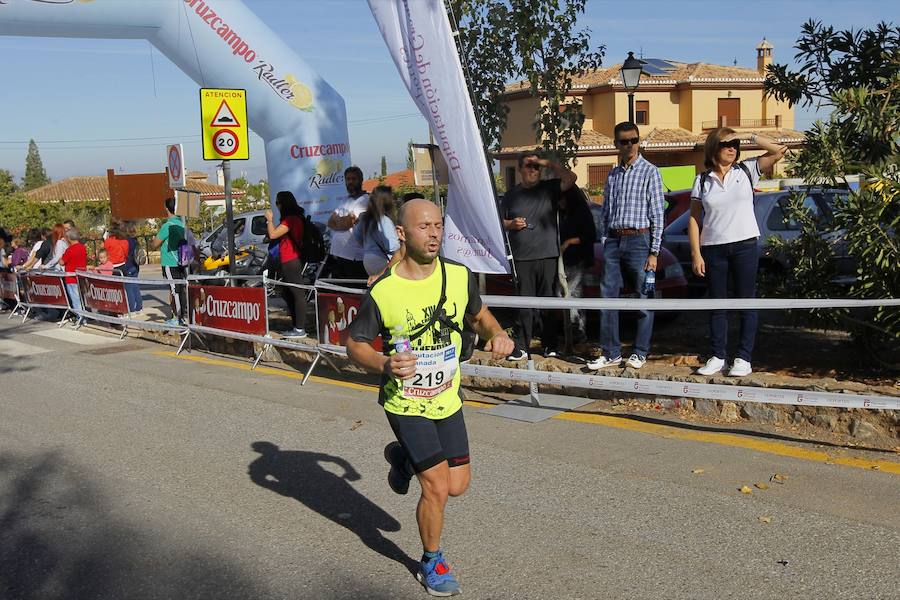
[
  {"x1": 406, "y1": 139, "x2": 415, "y2": 170},
  {"x1": 380, "y1": 155, "x2": 388, "y2": 177},
  {"x1": 22, "y1": 139, "x2": 50, "y2": 191}
]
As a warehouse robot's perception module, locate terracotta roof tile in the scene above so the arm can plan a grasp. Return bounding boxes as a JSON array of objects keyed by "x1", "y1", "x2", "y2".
[
  {"x1": 506, "y1": 60, "x2": 764, "y2": 94},
  {"x1": 363, "y1": 169, "x2": 416, "y2": 191},
  {"x1": 25, "y1": 175, "x2": 242, "y2": 203}
]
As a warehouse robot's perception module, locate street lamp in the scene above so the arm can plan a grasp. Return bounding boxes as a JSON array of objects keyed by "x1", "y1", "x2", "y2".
[{"x1": 620, "y1": 51, "x2": 643, "y2": 123}]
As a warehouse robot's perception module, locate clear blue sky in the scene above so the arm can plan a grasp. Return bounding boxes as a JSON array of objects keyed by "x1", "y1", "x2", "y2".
[{"x1": 1, "y1": 0, "x2": 896, "y2": 185}]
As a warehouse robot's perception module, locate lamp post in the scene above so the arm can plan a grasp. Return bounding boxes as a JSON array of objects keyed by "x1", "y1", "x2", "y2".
[{"x1": 620, "y1": 51, "x2": 643, "y2": 123}]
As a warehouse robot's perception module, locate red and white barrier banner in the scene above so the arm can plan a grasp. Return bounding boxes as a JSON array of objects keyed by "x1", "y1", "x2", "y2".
[
  {"x1": 77, "y1": 274, "x2": 129, "y2": 315},
  {"x1": 0, "y1": 272, "x2": 17, "y2": 301},
  {"x1": 317, "y1": 289, "x2": 383, "y2": 351},
  {"x1": 21, "y1": 273, "x2": 69, "y2": 307},
  {"x1": 189, "y1": 284, "x2": 267, "y2": 337}
]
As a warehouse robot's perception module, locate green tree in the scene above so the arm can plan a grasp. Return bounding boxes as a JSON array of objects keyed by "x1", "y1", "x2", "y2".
[
  {"x1": 764, "y1": 20, "x2": 899, "y2": 361},
  {"x1": 233, "y1": 178, "x2": 270, "y2": 213},
  {"x1": 22, "y1": 139, "x2": 50, "y2": 191},
  {"x1": 380, "y1": 155, "x2": 388, "y2": 176},
  {"x1": 450, "y1": 0, "x2": 604, "y2": 165},
  {"x1": 406, "y1": 139, "x2": 415, "y2": 170},
  {"x1": 0, "y1": 169, "x2": 18, "y2": 196}
]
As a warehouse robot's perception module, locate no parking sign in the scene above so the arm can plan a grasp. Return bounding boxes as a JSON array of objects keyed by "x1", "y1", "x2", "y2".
[{"x1": 167, "y1": 143, "x2": 185, "y2": 188}]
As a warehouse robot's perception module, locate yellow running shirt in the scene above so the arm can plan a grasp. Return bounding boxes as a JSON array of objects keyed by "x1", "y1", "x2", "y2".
[{"x1": 349, "y1": 258, "x2": 482, "y2": 419}]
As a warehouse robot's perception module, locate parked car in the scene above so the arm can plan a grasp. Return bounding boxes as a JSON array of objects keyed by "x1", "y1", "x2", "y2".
[
  {"x1": 661, "y1": 188, "x2": 854, "y2": 291},
  {"x1": 199, "y1": 210, "x2": 268, "y2": 258},
  {"x1": 663, "y1": 189, "x2": 692, "y2": 227}
]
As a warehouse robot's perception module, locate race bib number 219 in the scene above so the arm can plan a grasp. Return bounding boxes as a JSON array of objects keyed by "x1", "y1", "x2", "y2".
[{"x1": 402, "y1": 346, "x2": 458, "y2": 399}]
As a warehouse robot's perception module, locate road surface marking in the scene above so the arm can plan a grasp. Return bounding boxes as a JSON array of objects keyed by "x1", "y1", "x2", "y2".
[
  {"x1": 0, "y1": 339, "x2": 52, "y2": 358},
  {"x1": 31, "y1": 328, "x2": 119, "y2": 346},
  {"x1": 155, "y1": 350, "x2": 899, "y2": 475}
]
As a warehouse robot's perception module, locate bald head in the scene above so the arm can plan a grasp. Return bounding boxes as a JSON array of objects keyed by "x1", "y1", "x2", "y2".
[{"x1": 398, "y1": 198, "x2": 441, "y2": 229}]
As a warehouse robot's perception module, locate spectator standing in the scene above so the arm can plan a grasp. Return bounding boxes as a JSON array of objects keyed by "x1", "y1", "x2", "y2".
[
  {"x1": 352, "y1": 185, "x2": 400, "y2": 277},
  {"x1": 104, "y1": 220, "x2": 130, "y2": 274},
  {"x1": 690, "y1": 129, "x2": 787, "y2": 377},
  {"x1": 325, "y1": 166, "x2": 369, "y2": 280},
  {"x1": 20, "y1": 228, "x2": 50, "y2": 271},
  {"x1": 9, "y1": 238, "x2": 30, "y2": 268},
  {"x1": 151, "y1": 197, "x2": 187, "y2": 326},
  {"x1": 587, "y1": 122, "x2": 664, "y2": 371},
  {"x1": 558, "y1": 187, "x2": 596, "y2": 343},
  {"x1": 501, "y1": 151, "x2": 577, "y2": 359},
  {"x1": 266, "y1": 191, "x2": 308, "y2": 338},
  {"x1": 60, "y1": 228, "x2": 87, "y2": 313},
  {"x1": 123, "y1": 222, "x2": 143, "y2": 312},
  {"x1": 41, "y1": 224, "x2": 69, "y2": 271}
]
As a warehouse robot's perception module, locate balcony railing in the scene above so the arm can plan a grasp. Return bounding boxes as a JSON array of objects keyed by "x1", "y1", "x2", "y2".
[{"x1": 702, "y1": 117, "x2": 782, "y2": 130}]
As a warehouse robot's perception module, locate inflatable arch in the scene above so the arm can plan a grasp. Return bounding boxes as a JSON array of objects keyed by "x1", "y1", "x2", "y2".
[{"x1": 0, "y1": 0, "x2": 352, "y2": 221}]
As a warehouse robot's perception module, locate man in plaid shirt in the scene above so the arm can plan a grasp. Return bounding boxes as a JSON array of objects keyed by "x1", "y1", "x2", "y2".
[{"x1": 588, "y1": 122, "x2": 664, "y2": 371}]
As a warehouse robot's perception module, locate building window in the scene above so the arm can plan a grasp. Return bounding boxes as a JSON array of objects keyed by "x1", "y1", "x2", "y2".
[
  {"x1": 588, "y1": 164, "x2": 612, "y2": 190},
  {"x1": 635, "y1": 100, "x2": 649, "y2": 125}
]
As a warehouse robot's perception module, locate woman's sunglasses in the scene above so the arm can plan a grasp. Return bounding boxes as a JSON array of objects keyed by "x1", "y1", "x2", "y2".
[{"x1": 718, "y1": 139, "x2": 740, "y2": 150}]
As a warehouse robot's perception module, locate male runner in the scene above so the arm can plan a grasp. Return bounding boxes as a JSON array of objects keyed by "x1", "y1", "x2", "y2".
[{"x1": 348, "y1": 199, "x2": 514, "y2": 596}]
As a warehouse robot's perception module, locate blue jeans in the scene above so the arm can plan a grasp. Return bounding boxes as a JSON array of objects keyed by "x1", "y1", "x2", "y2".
[
  {"x1": 600, "y1": 233, "x2": 654, "y2": 358},
  {"x1": 701, "y1": 238, "x2": 759, "y2": 362},
  {"x1": 118, "y1": 264, "x2": 143, "y2": 312},
  {"x1": 65, "y1": 282, "x2": 82, "y2": 313}
]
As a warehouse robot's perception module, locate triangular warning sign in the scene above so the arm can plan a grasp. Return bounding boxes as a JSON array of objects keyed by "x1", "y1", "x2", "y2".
[{"x1": 209, "y1": 99, "x2": 241, "y2": 128}]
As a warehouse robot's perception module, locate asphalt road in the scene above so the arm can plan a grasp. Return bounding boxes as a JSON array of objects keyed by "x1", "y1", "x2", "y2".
[{"x1": 1, "y1": 317, "x2": 898, "y2": 600}]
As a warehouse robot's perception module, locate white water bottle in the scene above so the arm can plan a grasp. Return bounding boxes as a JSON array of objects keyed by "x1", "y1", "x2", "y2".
[{"x1": 391, "y1": 325, "x2": 411, "y2": 353}]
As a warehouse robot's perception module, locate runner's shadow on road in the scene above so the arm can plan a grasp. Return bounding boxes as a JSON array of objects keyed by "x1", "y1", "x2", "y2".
[{"x1": 248, "y1": 441, "x2": 418, "y2": 575}]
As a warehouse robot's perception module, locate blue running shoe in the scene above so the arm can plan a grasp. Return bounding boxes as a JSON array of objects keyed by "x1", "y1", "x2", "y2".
[{"x1": 416, "y1": 551, "x2": 461, "y2": 596}]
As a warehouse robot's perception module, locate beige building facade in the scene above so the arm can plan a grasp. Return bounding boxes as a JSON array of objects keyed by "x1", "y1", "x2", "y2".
[{"x1": 497, "y1": 39, "x2": 805, "y2": 193}]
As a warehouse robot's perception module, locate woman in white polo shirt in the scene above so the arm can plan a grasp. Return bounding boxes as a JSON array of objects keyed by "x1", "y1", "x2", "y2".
[{"x1": 689, "y1": 128, "x2": 787, "y2": 377}]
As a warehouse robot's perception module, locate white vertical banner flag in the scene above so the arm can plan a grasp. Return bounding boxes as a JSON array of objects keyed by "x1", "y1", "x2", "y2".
[{"x1": 368, "y1": 0, "x2": 511, "y2": 274}]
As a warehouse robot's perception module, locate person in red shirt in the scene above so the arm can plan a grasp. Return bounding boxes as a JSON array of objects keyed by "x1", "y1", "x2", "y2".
[
  {"x1": 104, "y1": 220, "x2": 130, "y2": 273},
  {"x1": 60, "y1": 228, "x2": 87, "y2": 313},
  {"x1": 265, "y1": 191, "x2": 307, "y2": 338}
]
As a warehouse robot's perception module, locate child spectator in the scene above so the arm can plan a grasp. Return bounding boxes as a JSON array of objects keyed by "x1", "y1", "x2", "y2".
[
  {"x1": 95, "y1": 248, "x2": 115, "y2": 275},
  {"x1": 9, "y1": 238, "x2": 29, "y2": 268}
]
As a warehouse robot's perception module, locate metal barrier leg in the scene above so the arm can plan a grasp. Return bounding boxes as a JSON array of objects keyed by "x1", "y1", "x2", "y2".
[
  {"x1": 251, "y1": 344, "x2": 271, "y2": 370},
  {"x1": 176, "y1": 330, "x2": 191, "y2": 355},
  {"x1": 21, "y1": 306, "x2": 31, "y2": 323},
  {"x1": 523, "y1": 359, "x2": 540, "y2": 407},
  {"x1": 57, "y1": 309, "x2": 70, "y2": 327},
  {"x1": 301, "y1": 352, "x2": 323, "y2": 386},
  {"x1": 118, "y1": 325, "x2": 128, "y2": 340},
  {"x1": 319, "y1": 352, "x2": 342, "y2": 375},
  {"x1": 7, "y1": 302, "x2": 21, "y2": 319}
]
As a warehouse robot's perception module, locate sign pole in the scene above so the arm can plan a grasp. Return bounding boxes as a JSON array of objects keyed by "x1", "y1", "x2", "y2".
[{"x1": 223, "y1": 159, "x2": 236, "y2": 276}]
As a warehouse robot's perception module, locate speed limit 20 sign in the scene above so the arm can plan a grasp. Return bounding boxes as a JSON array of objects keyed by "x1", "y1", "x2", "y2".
[{"x1": 200, "y1": 88, "x2": 249, "y2": 161}]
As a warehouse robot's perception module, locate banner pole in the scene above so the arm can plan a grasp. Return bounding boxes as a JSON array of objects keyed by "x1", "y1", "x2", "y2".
[{"x1": 223, "y1": 159, "x2": 236, "y2": 276}]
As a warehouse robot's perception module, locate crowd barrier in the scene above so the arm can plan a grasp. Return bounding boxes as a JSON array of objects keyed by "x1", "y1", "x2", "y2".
[{"x1": 4, "y1": 269, "x2": 898, "y2": 411}]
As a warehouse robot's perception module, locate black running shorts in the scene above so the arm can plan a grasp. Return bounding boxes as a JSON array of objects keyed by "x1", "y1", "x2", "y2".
[{"x1": 385, "y1": 407, "x2": 470, "y2": 473}]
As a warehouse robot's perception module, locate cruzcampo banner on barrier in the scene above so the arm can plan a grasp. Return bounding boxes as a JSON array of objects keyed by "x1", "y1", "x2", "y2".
[
  {"x1": 0, "y1": 272, "x2": 17, "y2": 301},
  {"x1": 189, "y1": 285, "x2": 267, "y2": 337},
  {"x1": 317, "y1": 290, "x2": 383, "y2": 352},
  {"x1": 22, "y1": 274, "x2": 69, "y2": 307},
  {"x1": 77, "y1": 274, "x2": 129, "y2": 316},
  {"x1": 369, "y1": 0, "x2": 510, "y2": 274}
]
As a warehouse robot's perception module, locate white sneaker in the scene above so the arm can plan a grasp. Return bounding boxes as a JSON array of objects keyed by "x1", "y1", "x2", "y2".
[
  {"x1": 697, "y1": 356, "x2": 725, "y2": 376},
  {"x1": 728, "y1": 358, "x2": 752, "y2": 377},
  {"x1": 625, "y1": 354, "x2": 646, "y2": 369},
  {"x1": 587, "y1": 355, "x2": 622, "y2": 370}
]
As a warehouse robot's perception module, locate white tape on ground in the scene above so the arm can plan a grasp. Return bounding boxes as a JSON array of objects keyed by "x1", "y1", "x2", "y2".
[{"x1": 460, "y1": 363, "x2": 900, "y2": 410}]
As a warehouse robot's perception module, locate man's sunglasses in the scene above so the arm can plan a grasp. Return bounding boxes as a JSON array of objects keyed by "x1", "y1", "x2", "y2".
[
  {"x1": 718, "y1": 139, "x2": 740, "y2": 150},
  {"x1": 523, "y1": 163, "x2": 541, "y2": 171},
  {"x1": 616, "y1": 137, "x2": 640, "y2": 146}
]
